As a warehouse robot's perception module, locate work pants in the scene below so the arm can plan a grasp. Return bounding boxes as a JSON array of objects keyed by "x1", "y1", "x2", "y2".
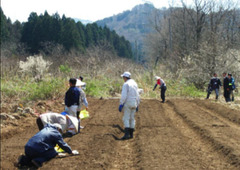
[
  {"x1": 161, "y1": 86, "x2": 167, "y2": 102},
  {"x1": 224, "y1": 89, "x2": 231, "y2": 102},
  {"x1": 65, "y1": 105, "x2": 78, "y2": 117},
  {"x1": 24, "y1": 146, "x2": 58, "y2": 166},
  {"x1": 207, "y1": 88, "x2": 219, "y2": 99},
  {"x1": 229, "y1": 90, "x2": 234, "y2": 101},
  {"x1": 123, "y1": 101, "x2": 137, "y2": 129}
]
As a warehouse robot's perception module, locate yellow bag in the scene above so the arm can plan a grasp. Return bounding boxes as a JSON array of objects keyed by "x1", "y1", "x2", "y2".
[
  {"x1": 54, "y1": 144, "x2": 65, "y2": 153},
  {"x1": 80, "y1": 109, "x2": 89, "y2": 120}
]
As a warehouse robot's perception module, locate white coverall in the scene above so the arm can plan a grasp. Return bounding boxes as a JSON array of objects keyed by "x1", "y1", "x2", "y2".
[{"x1": 120, "y1": 79, "x2": 140, "y2": 129}]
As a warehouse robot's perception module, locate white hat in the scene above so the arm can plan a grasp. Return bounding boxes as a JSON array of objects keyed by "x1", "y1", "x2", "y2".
[
  {"x1": 66, "y1": 115, "x2": 79, "y2": 132},
  {"x1": 76, "y1": 79, "x2": 86, "y2": 87},
  {"x1": 53, "y1": 123, "x2": 63, "y2": 132},
  {"x1": 121, "y1": 72, "x2": 131, "y2": 78},
  {"x1": 155, "y1": 76, "x2": 160, "y2": 80}
]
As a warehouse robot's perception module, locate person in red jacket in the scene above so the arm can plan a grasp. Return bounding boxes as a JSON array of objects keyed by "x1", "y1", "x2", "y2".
[{"x1": 153, "y1": 76, "x2": 167, "y2": 103}]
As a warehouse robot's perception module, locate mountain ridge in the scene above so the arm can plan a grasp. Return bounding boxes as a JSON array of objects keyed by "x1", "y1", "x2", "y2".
[{"x1": 95, "y1": 3, "x2": 165, "y2": 61}]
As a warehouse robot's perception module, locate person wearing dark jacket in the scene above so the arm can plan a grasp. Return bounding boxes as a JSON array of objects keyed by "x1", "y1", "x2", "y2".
[
  {"x1": 223, "y1": 72, "x2": 231, "y2": 102},
  {"x1": 228, "y1": 73, "x2": 235, "y2": 101},
  {"x1": 206, "y1": 73, "x2": 222, "y2": 100},
  {"x1": 65, "y1": 78, "x2": 80, "y2": 117},
  {"x1": 16, "y1": 123, "x2": 78, "y2": 168}
]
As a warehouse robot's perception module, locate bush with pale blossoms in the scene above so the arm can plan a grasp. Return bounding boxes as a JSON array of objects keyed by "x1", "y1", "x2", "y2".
[{"x1": 19, "y1": 55, "x2": 52, "y2": 81}]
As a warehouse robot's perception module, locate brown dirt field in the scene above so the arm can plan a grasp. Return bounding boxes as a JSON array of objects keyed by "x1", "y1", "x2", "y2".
[{"x1": 1, "y1": 98, "x2": 240, "y2": 170}]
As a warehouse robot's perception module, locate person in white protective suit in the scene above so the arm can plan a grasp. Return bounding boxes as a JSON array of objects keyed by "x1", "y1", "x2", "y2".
[{"x1": 119, "y1": 72, "x2": 140, "y2": 140}]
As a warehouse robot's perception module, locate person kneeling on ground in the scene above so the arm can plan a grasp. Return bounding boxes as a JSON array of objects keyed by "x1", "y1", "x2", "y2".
[{"x1": 16, "y1": 123, "x2": 78, "y2": 168}]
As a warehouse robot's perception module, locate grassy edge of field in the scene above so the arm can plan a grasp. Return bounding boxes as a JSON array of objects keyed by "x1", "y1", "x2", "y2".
[{"x1": 1, "y1": 75, "x2": 206, "y2": 103}]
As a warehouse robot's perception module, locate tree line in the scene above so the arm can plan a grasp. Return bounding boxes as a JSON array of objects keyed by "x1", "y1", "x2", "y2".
[{"x1": 0, "y1": 8, "x2": 133, "y2": 59}]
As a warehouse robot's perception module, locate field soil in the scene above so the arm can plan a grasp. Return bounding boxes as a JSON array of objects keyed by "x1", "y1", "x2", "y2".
[{"x1": 1, "y1": 98, "x2": 240, "y2": 170}]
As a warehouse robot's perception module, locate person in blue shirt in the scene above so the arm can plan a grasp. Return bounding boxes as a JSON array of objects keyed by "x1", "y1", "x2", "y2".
[
  {"x1": 228, "y1": 73, "x2": 235, "y2": 101},
  {"x1": 16, "y1": 123, "x2": 78, "y2": 168},
  {"x1": 65, "y1": 78, "x2": 80, "y2": 117}
]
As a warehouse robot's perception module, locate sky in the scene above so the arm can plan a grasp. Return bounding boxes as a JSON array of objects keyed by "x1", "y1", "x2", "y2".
[
  {"x1": 1, "y1": 0, "x2": 180, "y2": 22},
  {"x1": 2, "y1": 0, "x2": 239, "y2": 23}
]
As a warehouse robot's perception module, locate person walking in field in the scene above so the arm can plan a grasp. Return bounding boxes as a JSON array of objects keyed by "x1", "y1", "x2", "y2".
[
  {"x1": 76, "y1": 79, "x2": 88, "y2": 117},
  {"x1": 16, "y1": 123, "x2": 79, "y2": 168},
  {"x1": 76, "y1": 79, "x2": 88, "y2": 132},
  {"x1": 206, "y1": 73, "x2": 222, "y2": 100},
  {"x1": 119, "y1": 72, "x2": 140, "y2": 140},
  {"x1": 228, "y1": 73, "x2": 235, "y2": 101},
  {"x1": 64, "y1": 78, "x2": 80, "y2": 117},
  {"x1": 222, "y1": 72, "x2": 231, "y2": 102},
  {"x1": 153, "y1": 76, "x2": 167, "y2": 103}
]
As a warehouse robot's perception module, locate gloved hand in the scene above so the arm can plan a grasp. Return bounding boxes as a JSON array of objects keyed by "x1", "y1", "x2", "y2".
[
  {"x1": 136, "y1": 106, "x2": 138, "y2": 112},
  {"x1": 118, "y1": 104, "x2": 124, "y2": 112},
  {"x1": 58, "y1": 153, "x2": 67, "y2": 157},
  {"x1": 72, "y1": 150, "x2": 79, "y2": 155}
]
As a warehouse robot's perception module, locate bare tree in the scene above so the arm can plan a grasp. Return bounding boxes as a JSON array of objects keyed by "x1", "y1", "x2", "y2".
[{"x1": 145, "y1": 0, "x2": 240, "y2": 88}]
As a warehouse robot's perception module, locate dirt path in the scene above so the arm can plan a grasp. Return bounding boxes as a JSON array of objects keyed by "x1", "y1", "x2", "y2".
[{"x1": 1, "y1": 98, "x2": 240, "y2": 169}]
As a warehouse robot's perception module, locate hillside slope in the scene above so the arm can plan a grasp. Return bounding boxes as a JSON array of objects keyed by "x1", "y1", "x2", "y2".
[{"x1": 96, "y1": 3, "x2": 164, "y2": 61}]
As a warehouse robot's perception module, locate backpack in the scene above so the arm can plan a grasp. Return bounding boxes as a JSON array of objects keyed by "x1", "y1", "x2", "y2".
[{"x1": 232, "y1": 77, "x2": 236, "y2": 90}]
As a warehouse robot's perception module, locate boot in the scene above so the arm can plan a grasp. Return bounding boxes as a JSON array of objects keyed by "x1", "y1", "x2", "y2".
[
  {"x1": 206, "y1": 93, "x2": 210, "y2": 99},
  {"x1": 121, "y1": 128, "x2": 130, "y2": 140},
  {"x1": 216, "y1": 95, "x2": 218, "y2": 100},
  {"x1": 129, "y1": 128, "x2": 134, "y2": 138},
  {"x1": 232, "y1": 97, "x2": 234, "y2": 101}
]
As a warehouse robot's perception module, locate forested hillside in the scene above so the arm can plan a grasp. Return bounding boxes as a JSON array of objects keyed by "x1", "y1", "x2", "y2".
[
  {"x1": 0, "y1": 7, "x2": 132, "y2": 59},
  {"x1": 96, "y1": 3, "x2": 157, "y2": 62}
]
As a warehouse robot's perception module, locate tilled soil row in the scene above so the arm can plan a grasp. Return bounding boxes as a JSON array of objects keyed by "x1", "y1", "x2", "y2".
[
  {"x1": 168, "y1": 99, "x2": 240, "y2": 169},
  {"x1": 1, "y1": 98, "x2": 240, "y2": 170},
  {"x1": 133, "y1": 99, "x2": 236, "y2": 170}
]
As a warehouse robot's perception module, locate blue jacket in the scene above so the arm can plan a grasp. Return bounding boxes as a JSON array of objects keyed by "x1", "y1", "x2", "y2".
[
  {"x1": 65, "y1": 86, "x2": 80, "y2": 107},
  {"x1": 25, "y1": 124, "x2": 72, "y2": 154}
]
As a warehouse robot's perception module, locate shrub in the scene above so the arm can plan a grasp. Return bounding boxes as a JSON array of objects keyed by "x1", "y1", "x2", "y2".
[{"x1": 19, "y1": 55, "x2": 52, "y2": 81}]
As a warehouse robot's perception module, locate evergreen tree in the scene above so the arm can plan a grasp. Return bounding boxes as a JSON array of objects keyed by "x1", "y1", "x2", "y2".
[
  {"x1": 18, "y1": 11, "x2": 133, "y2": 58},
  {"x1": 0, "y1": 7, "x2": 10, "y2": 44}
]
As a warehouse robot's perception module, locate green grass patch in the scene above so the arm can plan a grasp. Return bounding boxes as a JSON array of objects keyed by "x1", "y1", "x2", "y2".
[
  {"x1": 1, "y1": 74, "x2": 207, "y2": 103},
  {"x1": 1, "y1": 77, "x2": 66, "y2": 101},
  {"x1": 166, "y1": 79, "x2": 206, "y2": 98},
  {"x1": 85, "y1": 77, "x2": 122, "y2": 97}
]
